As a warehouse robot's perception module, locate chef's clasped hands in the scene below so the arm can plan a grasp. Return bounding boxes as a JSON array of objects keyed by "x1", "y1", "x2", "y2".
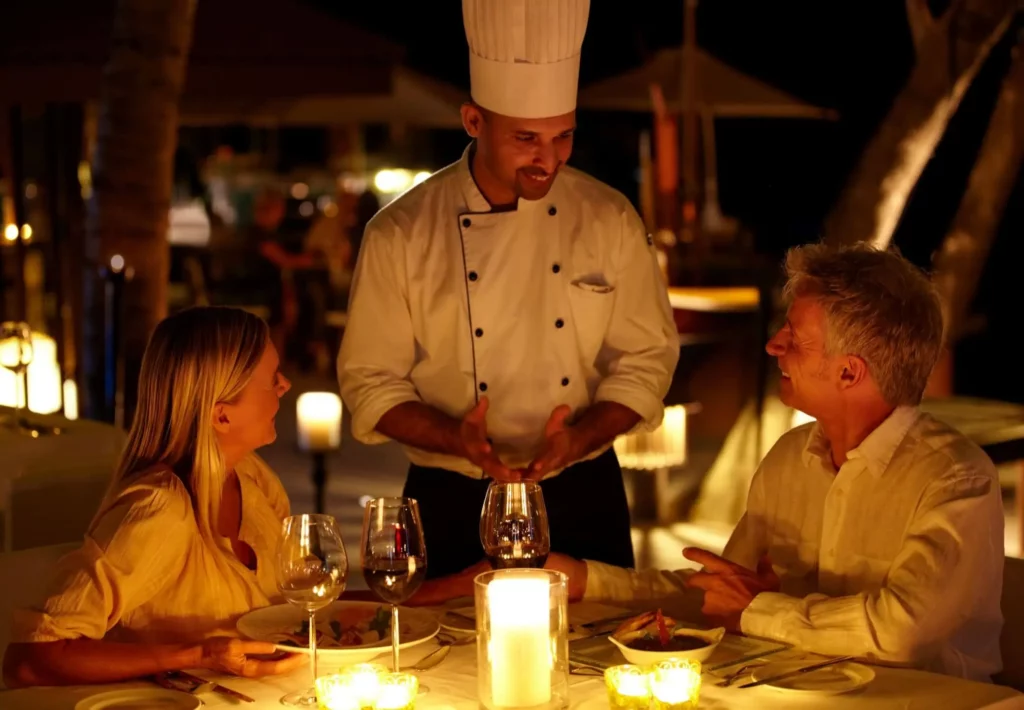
[{"x1": 459, "y1": 397, "x2": 582, "y2": 483}]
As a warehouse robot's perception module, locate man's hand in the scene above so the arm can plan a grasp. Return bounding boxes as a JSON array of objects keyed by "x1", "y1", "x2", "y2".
[
  {"x1": 199, "y1": 638, "x2": 307, "y2": 678},
  {"x1": 460, "y1": 397, "x2": 518, "y2": 482},
  {"x1": 682, "y1": 548, "x2": 780, "y2": 632},
  {"x1": 523, "y1": 406, "x2": 581, "y2": 481},
  {"x1": 406, "y1": 560, "x2": 491, "y2": 606}
]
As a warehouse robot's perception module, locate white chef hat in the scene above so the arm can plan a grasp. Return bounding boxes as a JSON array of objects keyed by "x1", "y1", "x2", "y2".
[{"x1": 463, "y1": 0, "x2": 591, "y2": 119}]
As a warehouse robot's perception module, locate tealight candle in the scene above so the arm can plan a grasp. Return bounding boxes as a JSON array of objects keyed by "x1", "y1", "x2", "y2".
[
  {"x1": 375, "y1": 672, "x2": 419, "y2": 710},
  {"x1": 604, "y1": 665, "x2": 651, "y2": 710},
  {"x1": 315, "y1": 664, "x2": 387, "y2": 710},
  {"x1": 649, "y1": 659, "x2": 702, "y2": 710}
]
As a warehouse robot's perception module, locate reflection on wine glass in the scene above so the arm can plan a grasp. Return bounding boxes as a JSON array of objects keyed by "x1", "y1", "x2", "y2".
[
  {"x1": 0, "y1": 321, "x2": 34, "y2": 433},
  {"x1": 277, "y1": 514, "x2": 348, "y2": 707},
  {"x1": 480, "y1": 481, "x2": 551, "y2": 569},
  {"x1": 360, "y1": 498, "x2": 427, "y2": 676}
]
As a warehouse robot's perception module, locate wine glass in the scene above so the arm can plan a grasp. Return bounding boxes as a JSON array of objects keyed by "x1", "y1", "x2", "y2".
[
  {"x1": 277, "y1": 514, "x2": 349, "y2": 707},
  {"x1": 0, "y1": 321, "x2": 34, "y2": 432},
  {"x1": 480, "y1": 481, "x2": 551, "y2": 569},
  {"x1": 360, "y1": 497, "x2": 427, "y2": 674}
]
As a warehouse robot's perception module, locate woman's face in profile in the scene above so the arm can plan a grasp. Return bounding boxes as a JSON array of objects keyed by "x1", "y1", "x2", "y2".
[{"x1": 219, "y1": 343, "x2": 291, "y2": 453}]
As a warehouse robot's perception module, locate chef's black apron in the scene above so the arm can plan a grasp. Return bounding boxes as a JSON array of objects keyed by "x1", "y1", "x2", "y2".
[{"x1": 403, "y1": 447, "x2": 635, "y2": 580}]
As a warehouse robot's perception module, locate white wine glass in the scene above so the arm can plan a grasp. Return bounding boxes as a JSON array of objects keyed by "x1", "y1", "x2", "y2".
[
  {"x1": 0, "y1": 321, "x2": 34, "y2": 432},
  {"x1": 277, "y1": 513, "x2": 348, "y2": 707},
  {"x1": 360, "y1": 498, "x2": 427, "y2": 675},
  {"x1": 480, "y1": 481, "x2": 551, "y2": 569}
]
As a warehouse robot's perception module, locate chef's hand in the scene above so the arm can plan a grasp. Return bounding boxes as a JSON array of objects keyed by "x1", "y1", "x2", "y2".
[
  {"x1": 523, "y1": 405, "x2": 581, "y2": 481},
  {"x1": 460, "y1": 397, "x2": 518, "y2": 482}
]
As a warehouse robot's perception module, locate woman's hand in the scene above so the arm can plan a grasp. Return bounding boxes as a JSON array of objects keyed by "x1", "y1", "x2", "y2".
[{"x1": 199, "y1": 638, "x2": 307, "y2": 678}]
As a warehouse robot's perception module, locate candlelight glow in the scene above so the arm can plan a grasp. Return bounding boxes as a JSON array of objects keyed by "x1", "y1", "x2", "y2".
[
  {"x1": 315, "y1": 663, "x2": 388, "y2": 710},
  {"x1": 605, "y1": 665, "x2": 651, "y2": 709},
  {"x1": 375, "y1": 673, "x2": 419, "y2": 710},
  {"x1": 296, "y1": 391, "x2": 343, "y2": 452},
  {"x1": 3, "y1": 224, "x2": 18, "y2": 241},
  {"x1": 0, "y1": 332, "x2": 62, "y2": 414},
  {"x1": 614, "y1": 404, "x2": 688, "y2": 470},
  {"x1": 649, "y1": 659, "x2": 701, "y2": 710}
]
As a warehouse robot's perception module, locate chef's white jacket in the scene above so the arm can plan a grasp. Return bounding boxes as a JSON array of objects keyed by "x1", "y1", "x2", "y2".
[{"x1": 338, "y1": 146, "x2": 679, "y2": 478}]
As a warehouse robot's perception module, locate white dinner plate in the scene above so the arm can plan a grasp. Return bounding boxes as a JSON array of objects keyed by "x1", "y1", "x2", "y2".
[
  {"x1": 237, "y1": 600, "x2": 439, "y2": 665},
  {"x1": 749, "y1": 659, "x2": 875, "y2": 695},
  {"x1": 75, "y1": 688, "x2": 203, "y2": 710}
]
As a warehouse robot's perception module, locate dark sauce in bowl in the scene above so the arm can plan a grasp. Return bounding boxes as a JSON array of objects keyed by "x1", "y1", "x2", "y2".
[{"x1": 626, "y1": 635, "x2": 710, "y2": 652}]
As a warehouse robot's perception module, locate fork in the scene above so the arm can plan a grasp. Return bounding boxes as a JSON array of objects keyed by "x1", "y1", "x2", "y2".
[
  {"x1": 401, "y1": 632, "x2": 475, "y2": 672},
  {"x1": 713, "y1": 662, "x2": 767, "y2": 687}
]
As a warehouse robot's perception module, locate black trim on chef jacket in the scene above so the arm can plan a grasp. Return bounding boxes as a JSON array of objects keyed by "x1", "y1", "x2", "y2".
[
  {"x1": 404, "y1": 203, "x2": 635, "y2": 580},
  {"x1": 456, "y1": 212, "x2": 484, "y2": 399},
  {"x1": 404, "y1": 447, "x2": 635, "y2": 579}
]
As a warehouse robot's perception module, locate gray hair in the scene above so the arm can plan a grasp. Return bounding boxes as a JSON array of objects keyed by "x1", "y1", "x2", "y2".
[{"x1": 782, "y1": 242, "x2": 943, "y2": 406}]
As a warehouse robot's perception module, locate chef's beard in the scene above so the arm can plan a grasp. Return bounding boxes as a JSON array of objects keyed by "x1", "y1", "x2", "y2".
[{"x1": 514, "y1": 165, "x2": 560, "y2": 201}]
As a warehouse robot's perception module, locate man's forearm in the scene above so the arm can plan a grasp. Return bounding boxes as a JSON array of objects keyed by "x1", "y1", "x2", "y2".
[
  {"x1": 571, "y1": 402, "x2": 641, "y2": 459},
  {"x1": 375, "y1": 401, "x2": 466, "y2": 459}
]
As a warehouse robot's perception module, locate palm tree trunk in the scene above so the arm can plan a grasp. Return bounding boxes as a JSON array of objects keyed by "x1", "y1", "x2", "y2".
[
  {"x1": 823, "y1": 0, "x2": 1014, "y2": 248},
  {"x1": 83, "y1": 0, "x2": 196, "y2": 423},
  {"x1": 926, "y1": 32, "x2": 1024, "y2": 395}
]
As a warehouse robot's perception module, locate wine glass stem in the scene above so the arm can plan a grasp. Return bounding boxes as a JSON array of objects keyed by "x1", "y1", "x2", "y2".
[
  {"x1": 17, "y1": 369, "x2": 28, "y2": 428},
  {"x1": 391, "y1": 604, "x2": 400, "y2": 671},
  {"x1": 308, "y1": 609, "x2": 318, "y2": 688}
]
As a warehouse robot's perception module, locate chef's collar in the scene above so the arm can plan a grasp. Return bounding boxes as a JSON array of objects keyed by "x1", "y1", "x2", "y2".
[{"x1": 457, "y1": 142, "x2": 549, "y2": 215}]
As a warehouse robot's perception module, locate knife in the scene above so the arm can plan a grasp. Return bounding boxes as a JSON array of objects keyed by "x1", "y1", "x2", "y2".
[
  {"x1": 174, "y1": 670, "x2": 256, "y2": 703},
  {"x1": 735, "y1": 655, "x2": 856, "y2": 689}
]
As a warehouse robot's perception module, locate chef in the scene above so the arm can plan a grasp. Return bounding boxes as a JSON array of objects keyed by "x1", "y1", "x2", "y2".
[{"x1": 337, "y1": 0, "x2": 679, "y2": 579}]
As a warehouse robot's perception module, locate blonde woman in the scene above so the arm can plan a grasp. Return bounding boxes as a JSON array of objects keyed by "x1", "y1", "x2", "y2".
[{"x1": 3, "y1": 307, "x2": 307, "y2": 687}]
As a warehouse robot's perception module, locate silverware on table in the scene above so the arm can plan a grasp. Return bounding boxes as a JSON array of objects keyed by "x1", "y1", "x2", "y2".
[
  {"x1": 401, "y1": 631, "x2": 476, "y2": 672},
  {"x1": 735, "y1": 655, "x2": 857, "y2": 689},
  {"x1": 156, "y1": 670, "x2": 256, "y2": 703}
]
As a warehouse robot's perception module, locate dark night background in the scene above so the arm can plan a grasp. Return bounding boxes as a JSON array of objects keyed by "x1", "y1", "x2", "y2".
[{"x1": 214, "y1": 1, "x2": 1022, "y2": 403}]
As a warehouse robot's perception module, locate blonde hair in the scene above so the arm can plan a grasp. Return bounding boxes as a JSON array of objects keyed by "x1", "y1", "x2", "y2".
[
  {"x1": 782, "y1": 242, "x2": 943, "y2": 406},
  {"x1": 96, "y1": 306, "x2": 271, "y2": 547}
]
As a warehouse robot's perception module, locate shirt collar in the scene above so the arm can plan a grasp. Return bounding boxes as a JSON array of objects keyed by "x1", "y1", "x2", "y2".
[
  {"x1": 801, "y1": 406, "x2": 920, "y2": 477},
  {"x1": 456, "y1": 142, "x2": 548, "y2": 216}
]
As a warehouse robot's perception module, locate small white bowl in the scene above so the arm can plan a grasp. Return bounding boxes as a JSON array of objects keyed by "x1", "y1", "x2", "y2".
[{"x1": 609, "y1": 626, "x2": 726, "y2": 666}]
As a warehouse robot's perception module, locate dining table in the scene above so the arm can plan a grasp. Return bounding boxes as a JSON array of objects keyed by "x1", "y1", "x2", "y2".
[
  {"x1": 0, "y1": 407, "x2": 125, "y2": 552},
  {"x1": 1, "y1": 599, "x2": 1019, "y2": 710}
]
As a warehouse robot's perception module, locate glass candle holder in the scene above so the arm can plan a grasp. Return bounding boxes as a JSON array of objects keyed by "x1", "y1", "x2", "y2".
[
  {"x1": 315, "y1": 663, "x2": 387, "y2": 710},
  {"x1": 649, "y1": 659, "x2": 702, "y2": 710},
  {"x1": 474, "y1": 568, "x2": 570, "y2": 710},
  {"x1": 375, "y1": 672, "x2": 419, "y2": 710},
  {"x1": 604, "y1": 665, "x2": 652, "y2": 710}
]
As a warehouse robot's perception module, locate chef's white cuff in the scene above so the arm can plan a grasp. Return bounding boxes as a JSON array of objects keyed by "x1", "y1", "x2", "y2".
[
  {"x1": 594, "y1": 381, "x2": 664, "y2": 432},
  {"x1": 349, "y1": 386, "x2": 423, "y2": 445}
]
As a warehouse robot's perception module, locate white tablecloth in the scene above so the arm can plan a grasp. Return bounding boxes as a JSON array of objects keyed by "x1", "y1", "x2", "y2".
[
  {"x1": 0, "y1": 408, "x2": 125, "y2": 551},
  {"x1": 1, "y1": 605, "x2": 1018, "y2": 710}
]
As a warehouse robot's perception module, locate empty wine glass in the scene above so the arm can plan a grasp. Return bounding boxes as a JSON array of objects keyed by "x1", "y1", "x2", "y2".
[
  {"x1": 360, "y1": 497, "x2": 427, "y2": 674},
  {"x1": 0, "y1": 321, "x2": 34, "y2": 432},
  {"x1": 277, "y1": 514, "x2": 348, "y2": 707},
  {"x1": 480, "y1": 481, "x2": 551, "y2": 569}
]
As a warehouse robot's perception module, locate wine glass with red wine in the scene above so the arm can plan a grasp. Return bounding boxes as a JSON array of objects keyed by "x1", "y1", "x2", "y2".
[
  {"x1": 360, "y1": 497, "x2": 428, "y2": 674},
  {"x1": 480, "y1": 481, "x2": 551, "y2": 569}
]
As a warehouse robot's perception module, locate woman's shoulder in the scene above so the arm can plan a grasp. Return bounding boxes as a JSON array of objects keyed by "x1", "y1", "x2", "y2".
[{"x1": 99, "y1": 467, "x2": 195, "y2": 531}]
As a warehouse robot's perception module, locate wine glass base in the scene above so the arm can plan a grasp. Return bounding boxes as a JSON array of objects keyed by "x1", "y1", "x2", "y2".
[
  {"x1": 279, "y1": 687, "x2": 320, "y2": 707},
  {"x1": 2, "y1": 418, "x2": 62, "y2": 437}
]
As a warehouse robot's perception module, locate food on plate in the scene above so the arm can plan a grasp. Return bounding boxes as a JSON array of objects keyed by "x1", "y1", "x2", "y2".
[
  {"x1": 612, "y1": 609, "x2": 712, "y2": 652},
  {"x1": 278, "y1": 606, "x2": 413, "y2": 649}
]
